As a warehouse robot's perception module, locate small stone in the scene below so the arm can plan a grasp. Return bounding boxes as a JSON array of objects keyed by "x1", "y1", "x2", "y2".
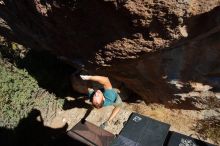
[
  {"x1": 215, "y1": 93, "x2": 220, "y2": 99},
  {"x1": 62, "y1": 118, "x2": 66, "y2": 122},
  {"x1": 188, "y1": 92, "x2": 200, "y2": 97},
  {"x1": 179, "y1": 25, "x2": 188, "y2": 37},
  {"x1": 114, "y1": 120, "x2": 121, "y2": 125},
  {"x1": 190, "y1": 82, "x2": 212, "y2": 92},
  {"x1": 178, "y1": 17, "x2": 184, "y2": 24}
]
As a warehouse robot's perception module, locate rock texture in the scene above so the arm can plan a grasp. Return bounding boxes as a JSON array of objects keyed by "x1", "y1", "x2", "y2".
[{"x1": 0, "y1": 0, "x2": 220, "y2": 107}]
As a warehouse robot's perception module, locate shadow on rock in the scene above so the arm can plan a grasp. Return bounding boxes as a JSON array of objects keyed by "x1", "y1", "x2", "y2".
[
  {"x1": 166, "y1": 95, "x2": 201, "y2": 110},
  {"x1": 17, "y1": 50, "x2": 76, "y2": 98},
  {"x1": 0, "y1": 109, "x2": 85, "y2": 146},
  {"x1": 62, "y1": 96, "x2": 94, "y2": 123},
  {"x1": 63, "y1": 96, "x2": 93, "y2": 110}
]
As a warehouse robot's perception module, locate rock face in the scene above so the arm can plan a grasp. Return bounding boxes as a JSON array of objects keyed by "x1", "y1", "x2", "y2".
[{"x1": 0, "y1": 0, "x2": 220, "y2": 107}]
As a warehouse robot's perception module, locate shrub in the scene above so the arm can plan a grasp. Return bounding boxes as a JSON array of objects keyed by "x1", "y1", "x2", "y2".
[
  {"x1": 196, "y1": 117, "x2": 220, "y2": 144},
  {"x1": 0, "y1": 59, "x2": 39, "y2": 128}
]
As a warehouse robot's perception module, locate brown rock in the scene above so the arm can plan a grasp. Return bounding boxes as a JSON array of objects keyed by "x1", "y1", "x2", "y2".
[{"x1": 0, "y1": 0, "x2": 220, "y2": 107}]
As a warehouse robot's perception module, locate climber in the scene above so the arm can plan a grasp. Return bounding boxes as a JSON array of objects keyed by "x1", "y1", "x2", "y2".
[
  {"x1": 81, "y1": 75, "x2": 122, "y2": 128},
  {"x1": 72, "y1": 74, "x2": 123, "y2": 128}
]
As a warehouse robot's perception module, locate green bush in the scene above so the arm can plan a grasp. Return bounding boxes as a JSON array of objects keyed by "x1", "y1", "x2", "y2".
[
  {"x1": 0, "y1": 56, "x2": 65, "y2": 128},
  {"x1": 196, "y1": 117, "x2": 220, "y2": 144},
  {"x1": 0, "y1": 59, "x2": 39, "y2": 128},
  {"x1": 0, "y1": 38, "x2": 66, "y2": 128}
]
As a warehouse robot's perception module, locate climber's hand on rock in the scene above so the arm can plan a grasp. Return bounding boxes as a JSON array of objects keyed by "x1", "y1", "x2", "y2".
[
  {"x1": 100, "y1": 121, "x2": 109, "y2": 129},
  {"x1": 80, "y1": 75, "x2": 91, "y2": 80}
]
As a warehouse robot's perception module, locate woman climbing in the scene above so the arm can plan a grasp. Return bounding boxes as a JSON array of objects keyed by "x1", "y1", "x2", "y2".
[{"x1": 71, "y1": 74, "x2": 123, "y2": 128}]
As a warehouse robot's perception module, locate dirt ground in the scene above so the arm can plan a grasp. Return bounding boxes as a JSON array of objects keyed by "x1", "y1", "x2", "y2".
[
  {"x1": 44, "y1": 92, "x2": 219, "y2": 145},
  {"x1": 47, "y1": 101, "x2": 199, "y2": 134}
]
